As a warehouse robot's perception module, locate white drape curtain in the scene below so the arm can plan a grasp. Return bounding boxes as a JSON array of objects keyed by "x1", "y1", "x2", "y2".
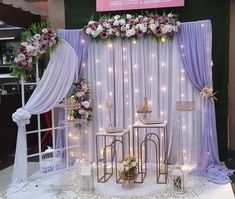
[
  {"x1": 86, "y1": 37, "x2": 205, "y2": 165},
  {"x1": 11, "y1": 40, "x2": 78, "y2": 187}
]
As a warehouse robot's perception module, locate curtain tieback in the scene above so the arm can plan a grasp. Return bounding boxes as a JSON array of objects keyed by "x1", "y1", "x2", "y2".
[
  {"x1": 12, "y1": 108, "x2": 31, "y2": 127},
  {"x1": 200, "y1": 86, "x2": 217, "y2": 100}
]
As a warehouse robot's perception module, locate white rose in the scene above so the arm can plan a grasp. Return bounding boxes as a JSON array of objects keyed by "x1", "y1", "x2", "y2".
[
  {"x1": 143, "y1": 17, "x2": 148, "y2": 22},
  {"x1": 113, "y1": 20, "x2": 120, "y2": 26},
  {"x1": 125, "y1": 30, "x2": 132, "y2": 37},
  {"x1": 138, "y1": 15, "x2": 143, "y2": 18},
  {"x1": 82, "y1": 101, "x2": 90, "y2": 108},
  {"x1": 149, "y1": 24, "x2": 157, "y2": 31},
  {"x1": 21, "y1": 42, "x2": 28, "y2": 47},
  {"x1": 114, "y1": 15, "x2": 120, "y2": 20},
  {"x1": 140, "y1": 25, "x2": 147, "y2": 33},
  {"x1": 125, "y1": 24, "x2": 130, "y2": 30},
  {"x1": 126, "y1": 14, "x2": 132, "y2": 20},
  {"x1": 130, "y1": 28, "x2": 136, "y2": 36},
  {"x1": 168, "y1": 13, "x2": 174, "y2": 18},
  {"x1": 119, "y1": 19, "x2": 126, "y2": 25},
  {"x1": 96, "y1": 24, "x2": 103, "y2": 33},
  {"x1": 42, "y1": 28, "x2": 48, "y2": 34},
  {"x1": 86, "y1": 28, "x2": 92, "y2": 34},
  {"x1": 108, "y1": 29, "x2": 113, "y2": 35},
  {"x1": 124, "y1": 166, "x2": 130, "y2": 171},
  {"x1": 33, "y1": 34, "x2": 41, "y2": 40},
  {"x1": 131, "y1": 161, "x2": 137, "y2": 167},
  {"x1": 115, "y1": 32, "x2": 120, "y2": 37},
  {"x1": 88, "y1": 21, "x2": 95, "y2": 25},
  {"x1": 121, "y1": 26, "x2": 126, "y2": 31},
  {"x1": 161, "y1": 27, "x2": 168, "y2": 34},
  {"x1": 119, "y1": 165, "x2": 124, "y2": 172},
  {"x1": 91, "y1": 31, "x2": 99, "y2": 38}
]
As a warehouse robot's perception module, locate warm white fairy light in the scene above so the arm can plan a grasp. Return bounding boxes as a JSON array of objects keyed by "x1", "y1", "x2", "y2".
[
  {"x1": 134, "y1": 89, "x2": 139, "y2": 93},
  {"x1": 161, "y1": 86, "x2": 166, "y2": 92},
  {"x1": 107, "y1": 43, "x2": 113, "y2": 48},
  {"x1": 160, "y1": 157, "x2": 162, "y2": 161},
  {"x1": 81, "y1": 39, "x2": 85, "y2": 44},
  {"x1": 126, "y1": 102, "x2": 129, "y2": 105},
  {"x1": 123, "y1": 47, "x2": 126, "y2": 51},
  {"x1": 161, "y1": 133, "x2": 164, "y2": 137},
  {"x1": 149, "y1": 100, "x2": 152, "y2": 105},
  {"x1": 161, "y1": 37, "x2": 166, "y2": 43},
  {"x1": 181, "y1": 93, "x2": 185, "y2": 98},
  {"x1": 98, "y1": 104, "x2": 102, "y2": 109},
  {"x1": 96, "y1": 81, "x2": 101, "y2": 86},
  {"x1": 82, "y1": 63, "x2": 86, "y2": 67},
  {"x1": 108, "y1": 67, "x2": 113, "y2": 73},
  {"x1": 180, "y1": 44, "x2": 184, "y2": 49},
  {"x1": 134, "y1": 64, "x2": 137, "y2": 68},
  {"x1": 85, "y1": 130, "x2": 87, "y2": 134},
  {"x1": 161, "y1": 62, "x2": 166, "y2": 67},
  {"x1": 211, "y1": 60, "x2": 213, "y2": 66},
  {"x1": 184, "y1": 157, "x2": 187, "y2": 160},
  {"x1": 99, "y1": 127, "x2": 103, "y2": 131},
  {"x1": 181, "y1": 69, "x2": 185, "y2": 73},
  {"x1": 124, "y1": 78, "x2": 128, "y2": 83},
  {"x1": 182, "y1": 125, "x2": 186, "y2": 130},
  {"x1": 151, "y1": 53, "x2": 155, "y2": 58},
  {"x1": 123, "y1": 55, "x2": 127, "y2": 59},
  {"x1": 69, "y1": 133, "x2": 72, "y2": 138},
  {"x1": 124, "y1": 70, "x2": 128, "y2": 75},
  {"x1": 135, "y1": 112, "x2": 138, "y2": 117},
  {"x1": 96, "y1": 59, "x2": 99, "y2": 63},
  {"x1": 149, "y1": 77, "x2": 153, "y2": 81},
  {"x1": 181, "y1": 77, "x2": 185, "y2": 81},
  {"x1": 201, "y1": 23, "x2": 205, "y2": 27},
  {"x1": 133, "y1": 39, "x2": 137, "y2": 44},
  {"x1": 160, "y1": 111, "x2": 164, "y2": 116},
  {"x1": 183, "y1": 150, "x2": 186, "y2": 153}
]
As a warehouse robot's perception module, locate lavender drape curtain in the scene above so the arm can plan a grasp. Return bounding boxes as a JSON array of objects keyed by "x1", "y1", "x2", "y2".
[
  {"x1": 176, "y1": 20, "x2": 233, "y2": 184},
  {"x1": 58, "y1": 29, "x2": 91, "y2": 79},
  {"x1": 55, "y1": 30, "x2": 91, "y2": 152}
]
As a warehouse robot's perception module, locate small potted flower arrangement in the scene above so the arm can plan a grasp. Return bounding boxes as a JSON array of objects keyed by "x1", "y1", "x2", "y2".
[{"x1": 119, "y1": 155, "x2": 138, "y2": 184}]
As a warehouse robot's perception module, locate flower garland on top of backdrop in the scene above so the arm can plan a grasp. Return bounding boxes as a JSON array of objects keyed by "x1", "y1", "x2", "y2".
[
  {"x1": 83, "y1": 12, "x2": 180, "y2": 41},
  {"x1": 69, "y1": 78, "x2": 93, "y2": 121},
  {"x1": 11, "y1": 21, "x2": 59, "y2": 78}
]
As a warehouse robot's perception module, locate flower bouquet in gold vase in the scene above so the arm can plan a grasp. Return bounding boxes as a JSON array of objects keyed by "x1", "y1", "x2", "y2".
[{"x1": 119, "y1": 155, "x2": 138, "y2": 188}]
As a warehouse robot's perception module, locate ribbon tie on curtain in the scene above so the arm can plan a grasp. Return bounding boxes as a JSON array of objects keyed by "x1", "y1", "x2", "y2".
[
  {"x1": 200, "y1": 86, "x2": 217, "y2": 100},
  {"x1": 12, "y1": 108, "x2": 31, "y2": 127}
]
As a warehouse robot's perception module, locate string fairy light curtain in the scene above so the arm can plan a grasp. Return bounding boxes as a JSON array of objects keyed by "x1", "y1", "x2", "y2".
[{"x1": 86, "y1": 35, "x2": 204, "y2": 165}]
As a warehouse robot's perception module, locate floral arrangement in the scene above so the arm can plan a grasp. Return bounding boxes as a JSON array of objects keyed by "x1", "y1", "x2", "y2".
[
  {"x1": 84, "y1": 13, "x2": 180, "y2": 40},
  {"x1": 12, "y1": 22, "x2": 59, "y2": 78},
  {"x1": 69, "y1": 78, "x2": 92, "y2": 121},
  {"x1": 200, "y1": 86, "x2": 217, "y2": 100},
  {"x1": 119, "y1": 155, "x2": 137, "y2": 173}
]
